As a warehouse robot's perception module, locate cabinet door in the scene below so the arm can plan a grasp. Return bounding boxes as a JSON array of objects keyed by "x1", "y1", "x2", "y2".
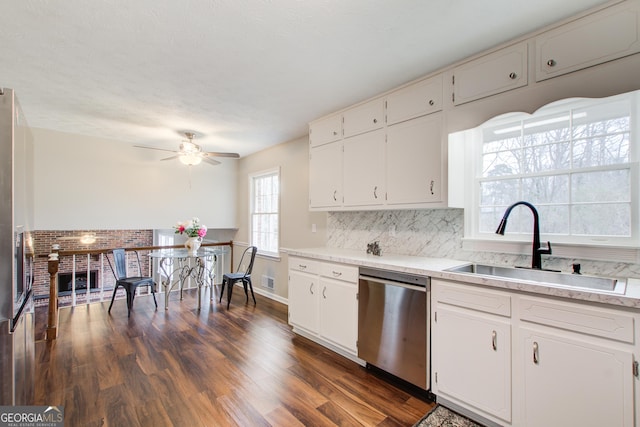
[
  {"x1": 452, "y1": 42, "x2": 528, "y2": 105},
  {"x1": 386, "y1": 114, "x2": 442, "y2": 205},
  {"x1": 319, "y1": 277, "x2": 357, "y2": 353},
  {"x1": 288, "y1": 270, "x2": 319, "y2": 333},
  {"x1": 343, "y1": 98, "x2": 384, "y2": 138},
  {"x1": 309, "y1": 141, "x2": 342, "y2": 208},
  {"x1": 386, "y1": 75, "x2": 443, "y2": 125},
  {"x1": 343, "y1": 129, "x2": 385, "y2": 206},
  {"x1": 535, "y1": 1, "x2": 640, "y2": 82},
  {"x1": 432, "y1": 304, "x2": 512, "y2": 422},
  {"x1": 309, "y1": 113, "x2": 342, "y2": 148},
  {"x1": 520, "y1": 326, "x2": 633, "y2": 427}
]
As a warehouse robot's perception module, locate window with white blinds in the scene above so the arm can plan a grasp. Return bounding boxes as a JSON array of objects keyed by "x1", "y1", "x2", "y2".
[{"x1": 250, "y1": 168, "x2": 280, "y2": 255}]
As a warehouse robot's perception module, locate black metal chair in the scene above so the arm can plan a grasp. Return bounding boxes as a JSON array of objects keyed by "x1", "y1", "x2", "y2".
[
  {"x1": 219, "y1": 246, "x2": 257, "y2": 309},
  {"x1": 107, "y1": 248, "x2": 157, "y2": 317}
]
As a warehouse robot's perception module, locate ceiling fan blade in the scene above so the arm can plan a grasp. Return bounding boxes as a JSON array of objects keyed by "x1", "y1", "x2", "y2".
[
  {"x1": 161, "y1": 155, "x2": 181, "y2": 161},
  {"x1": 134, "y1": 145, "x2": 179, "y2": 154},
  {"x1": 203, "y1": 151, "x2": 240, "y2": 158},
  {"x1": 203, "y1": 157, "x2": 221, "y2": 166}
]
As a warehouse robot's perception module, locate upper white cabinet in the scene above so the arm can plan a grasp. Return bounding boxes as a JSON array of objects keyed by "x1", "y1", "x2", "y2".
[
  {"x1": 452, "y1": 42, "x2": 528, "y2": 105},
  {"x1": 343, "y1": 129, "x2": 385, "y2": 207},
  {"x1": 386, "y1": 75, "x2": 443, "y2": 125},
  {"x1": 535, "y1": 0, "x2": 640, "y2": 82},
  {"x1": 343, "y1": 98, "x2": 384, "y2": 138},
  {"x1": 309, "y1": 142, "x2": 342, "y2": 208},
  {"x1": 309, "y1": 113, "x2": 342, "y2": 148},
  {"x1": 386, "y1": 113, "x2": 442, "y2": 205}
]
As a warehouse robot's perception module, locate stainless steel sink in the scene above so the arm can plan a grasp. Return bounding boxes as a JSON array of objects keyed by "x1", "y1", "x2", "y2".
[{"x1": 446, "y1": 263, "x2": 624, "y2": 293}]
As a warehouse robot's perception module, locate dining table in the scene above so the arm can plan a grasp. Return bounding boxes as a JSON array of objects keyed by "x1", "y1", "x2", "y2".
[{"x1": 148, "y1": 246, "x2": 229, "y2": 310}]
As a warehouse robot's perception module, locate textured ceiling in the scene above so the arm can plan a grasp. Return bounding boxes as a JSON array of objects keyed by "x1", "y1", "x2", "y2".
[{"x1": 1, "y1": 0, "x2": 609, "y2": 156}]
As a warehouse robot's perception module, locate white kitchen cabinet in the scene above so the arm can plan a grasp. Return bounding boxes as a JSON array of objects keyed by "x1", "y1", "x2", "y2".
[
  {"x1": 386, "y1": 74, "x2": 443, "y2": 125},
  {"x1": 517, "y1": 295, "x2": 636, "y2": 427},
  {"x1": 309, "y1": 141, "x2": 342, "y2": 209},
  {"x1": 343, "y1": 129, "x2": 385, "y2": 207},
  {"x1": 452, "y1": 42, "x2": 528, "y2": 105},
  {"x1": 343, "y1": 98, "x2": 384, "y2": 138},
  {"x1": 288, "y1": 258, "x2": 320, "y2": 332},
  {"x1": 386, "y1": 113, "x2": 442, "y2": 205},
  {"x1": 319, "y1": 277, "x2": 358, "y2": 352},
  {"x1": 431, "y1": 280, "x2": 512, "y2": 424},
  {"x1": 288, "y1": 257, "x2": 359, "y2": 358},
  {"x1": 535, "y1": 0, "x2": 640, "y2": 82},
  {"x1": 309, "y1": 113, "x2": 342, "y2": 148},
  {"x1": 519, "y1": 326, "x2": 633, "y2": 427}
]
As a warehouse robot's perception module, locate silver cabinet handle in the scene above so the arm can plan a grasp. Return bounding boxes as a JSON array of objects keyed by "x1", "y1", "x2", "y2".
[
  {"x1": 322, "y1": 286, "x2": 327, "y2": 299},
  {"x1": 509, "y1": 72, "x2": 517, "y2": 79},
  {"x1": 299, "y1": 264, "x2": 307, "y2": 270},
  {"x1": 547, "y1": 59, "x2": 556, "y2": 67},
  {"x1": 373, "y1": 118, "x2": 378, "y2": 124},
  {"x1": 332, "y1": 131, "x2": 338, "y2": 135},
  {"x1": 310, "y1": 283, "x2": 314, "y2": 295},
  {"x1": 533, "y1": 341, "x2": 539, "y2": 364},
  {"x1": 332, "y1": 271, "x2": 342, "y2": 277},
  {"x1": 492, "y1": 330, "x2": 497, "y2": 351},
  {"x1": 430, "y1": 180, "x2": 434, "y2": 195},
  {"x1": 428, "y1": 99, "x2": 434, "y2": 106},
  {"x1": 333, "y1": 190, "x2": 337, "y2": 201},
  {"x1": 374, "y1": 186, "x2": 378, "y2": 199}
]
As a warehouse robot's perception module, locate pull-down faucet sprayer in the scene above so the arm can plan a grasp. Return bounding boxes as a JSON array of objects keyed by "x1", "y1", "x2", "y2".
[{"x1": 496, "y1": 201, "x2": 552, "y2": 270}]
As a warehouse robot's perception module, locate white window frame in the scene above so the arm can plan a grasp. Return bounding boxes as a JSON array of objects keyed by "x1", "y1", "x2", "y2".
[
  {"x1": 249, "y1": 167, "x2": 280, "y2": 257},
  {"x1": 454, "y1": 91, "x2": 640, "y2": 262}
]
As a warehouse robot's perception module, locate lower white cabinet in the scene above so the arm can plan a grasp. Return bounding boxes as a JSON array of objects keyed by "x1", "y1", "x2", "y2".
[
  {"x1": 431, "y1": 280, "x2": 512, "y2": 424},
  {"x1": 288, "y1": 257, "x2": 359, "y2": 357},
  {"x1": 519, "y1": 326, "x2": 633, "y2": 427},
  {"x1": 432, "y1": 278, "x2": 639, "y2": 427}
]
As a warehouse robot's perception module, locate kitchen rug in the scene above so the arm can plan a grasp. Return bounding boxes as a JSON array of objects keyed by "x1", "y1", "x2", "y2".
[{"x1": 413, "y1": 405, "x2": 482, "y2": 427}]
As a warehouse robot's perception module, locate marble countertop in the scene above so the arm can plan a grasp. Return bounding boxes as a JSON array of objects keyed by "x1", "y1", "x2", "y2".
[{"x1": 286, "y1": 247, "x2": 640, "y2": 309}]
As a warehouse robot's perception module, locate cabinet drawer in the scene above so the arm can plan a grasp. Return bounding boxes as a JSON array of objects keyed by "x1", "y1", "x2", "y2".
[
  {"x1": 309, "y1": 113, "x2": 342, "y2": 148},
  {"x1": 289, "y1": 257, "x2": 320, "y2": 274},
  {"x1": 519, "y1": 296, "x2": 635, "y2": 343},
  {"x1": 452, "y1": 42, "x2": 528, "y2": 105},
  {"x1": 343, "y1": 98, "x2": 384, "y2": 137},
  {"x1": 432, "y1": 279, "x2": 511, "y2": 317},
  {"x1": 386, "y1": 74, "x2": 443, "y2": 125},
  {"x1": 535, "y1": 1, "x2": 640, "y2": 82},
  {"x1": 320, "y1": 262, "x2": 358, "y2": 283}
]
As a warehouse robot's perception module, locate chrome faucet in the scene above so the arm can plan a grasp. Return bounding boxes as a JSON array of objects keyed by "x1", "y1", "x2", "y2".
[{"x1": 495, "y1": 201, "x2": 552, "y2": 270}]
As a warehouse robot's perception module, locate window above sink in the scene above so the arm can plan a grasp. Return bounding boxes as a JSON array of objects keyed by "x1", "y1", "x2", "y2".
[{"x1": 449, "y1": 90, "x2": 640, "y2": 258}]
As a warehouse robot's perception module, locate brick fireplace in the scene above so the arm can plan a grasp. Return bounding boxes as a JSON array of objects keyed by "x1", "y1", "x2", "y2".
[{"x1": 32, "y1": 229, "x2": 154, "y2": 307}]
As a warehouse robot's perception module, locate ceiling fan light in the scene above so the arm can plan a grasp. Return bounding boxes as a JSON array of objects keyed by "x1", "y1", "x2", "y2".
[{"x1": 179, "y1": 154, "x2": 202, "y2": 165}]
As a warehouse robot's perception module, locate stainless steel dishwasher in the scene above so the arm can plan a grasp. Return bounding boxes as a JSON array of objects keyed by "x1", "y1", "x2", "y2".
[{"x1": 358, "y1": 267, "x2": 429, "y2": 390}]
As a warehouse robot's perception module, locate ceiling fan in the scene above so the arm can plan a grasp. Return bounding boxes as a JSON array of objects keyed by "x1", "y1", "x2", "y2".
[{"x1": 134, "y1": 132, "x2": 240, "y2": 166}]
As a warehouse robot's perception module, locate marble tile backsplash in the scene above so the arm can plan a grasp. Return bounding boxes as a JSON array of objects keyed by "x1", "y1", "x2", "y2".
[{"x1": 327, "y1": 209, "x2": 640, "y2": 279}]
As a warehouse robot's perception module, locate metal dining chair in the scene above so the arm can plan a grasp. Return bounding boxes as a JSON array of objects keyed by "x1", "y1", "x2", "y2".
[
  {"x1": 219, "y1": 246, "x2": 257, "y2": 309},
  {"x1": 107, "y1": 248, "x2": 157, "y2": 317}
]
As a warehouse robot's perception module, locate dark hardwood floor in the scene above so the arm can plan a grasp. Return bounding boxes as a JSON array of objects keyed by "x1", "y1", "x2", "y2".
[{"x1": 34, "y1": 286, "x2": 434, "y2": 426}]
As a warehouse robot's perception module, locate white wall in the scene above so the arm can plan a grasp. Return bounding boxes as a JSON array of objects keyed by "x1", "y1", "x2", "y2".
[
  {"x1": 32, "y1": 128, "x2": 237, "y2": 230},
  {"x1": 234, "y1": 135, "x2": 327, "y2": 300}
]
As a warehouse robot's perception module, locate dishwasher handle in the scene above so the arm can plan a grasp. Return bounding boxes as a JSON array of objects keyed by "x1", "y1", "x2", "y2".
[{"x1": 359, "y1": 275, "x2": 427, "y2": 292}]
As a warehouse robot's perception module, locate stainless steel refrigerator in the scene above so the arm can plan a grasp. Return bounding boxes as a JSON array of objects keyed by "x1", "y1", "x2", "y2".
[{"x1": 0, "y1": 88, "x2": 35, "y2": 406}]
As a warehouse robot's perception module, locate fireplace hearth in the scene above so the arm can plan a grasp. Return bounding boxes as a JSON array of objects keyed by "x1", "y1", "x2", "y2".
[{"x1": 58, "y1": 270, "x2": 99, "y2": 294}]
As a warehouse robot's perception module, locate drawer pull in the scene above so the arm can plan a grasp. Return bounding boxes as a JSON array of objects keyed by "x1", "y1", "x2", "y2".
[
  {"x1": 533, "y1": 341, "x2": 539, "y2": 364},
  {"x1": 373, "y1": 186, "x2": 378, "y2": 199},
  {"x1": 310, "y1": 283, "x2": 314, "y2": 295},
  {"x1": 509, "y1": 72, "x2": 517, "y2": 79},
  {"x1": 322, "y1": 286, "x2": 327, "y2": 299},
  {"x1": 430, "y1": 180, "x2": 435, "y2": 195},
  {"x1": 428, "y1": 99, "x2": 434, "y2": 106},
  {"x1": 332, "y1": 271, "x2": 342, "y2": 277},
  {"x1": 492, "y1": 330, "x2": 497, "y2": 351},
  {"x1": 547, "y1": 59, "x2": 556, "y2": 67},
  {"x1": 333, "y1": 190, "x2": 337, "y2": 201},
  {"x1": 299, "y1": 264, "x2": 307, "y2": 270},
  {"x1": 373, "y1": 118, "x2": 378, "y2": 124},
  {"x1": 332, "y1": 131, "x2": 338, "y2": 135}
]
